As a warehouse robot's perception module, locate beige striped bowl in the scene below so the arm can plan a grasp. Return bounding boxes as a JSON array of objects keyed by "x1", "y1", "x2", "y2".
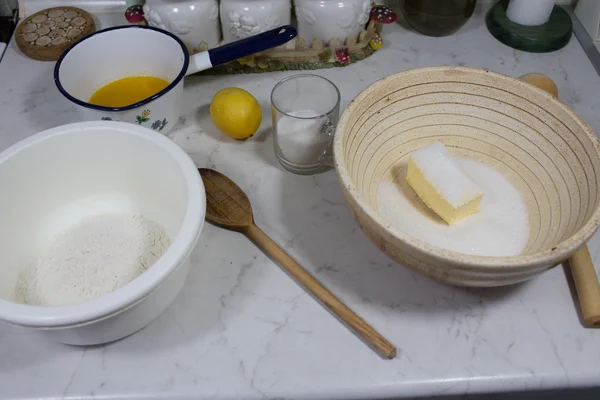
[{"x1": 334, "y1": 66, "x2": 600, "y2": 287}]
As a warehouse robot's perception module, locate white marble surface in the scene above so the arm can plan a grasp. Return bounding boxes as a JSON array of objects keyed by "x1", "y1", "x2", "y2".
[{"x1": 1, "y1": 8, "x2": 600, "y2": 400}]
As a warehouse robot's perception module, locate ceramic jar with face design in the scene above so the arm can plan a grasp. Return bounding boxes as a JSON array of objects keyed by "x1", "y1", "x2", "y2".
[
  {"x1": 220, "y1": 0, "x2": 292, "y2": 43},
  {"x1": 294, "y1": 0, "x2": 371, "y2": 47},
  {"x1": 143, "y1": 0, "x2": 221, "y2": 53}
]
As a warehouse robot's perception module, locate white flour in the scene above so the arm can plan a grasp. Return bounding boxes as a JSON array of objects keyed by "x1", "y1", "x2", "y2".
[
  {"x1": 276, "y1": 109, "x2": 332, "y2": 165},
  {"x1": 15, "y1": 213, "x2": 171, "y2": 306},
  {"x1": 378, "y1": 158, "x2": 530, "y2": 257}
]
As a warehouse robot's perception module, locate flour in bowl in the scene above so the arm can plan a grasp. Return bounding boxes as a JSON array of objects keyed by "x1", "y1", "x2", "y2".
[{"x1": 15, "y1": 213, "x2": 171, "y2": 306}]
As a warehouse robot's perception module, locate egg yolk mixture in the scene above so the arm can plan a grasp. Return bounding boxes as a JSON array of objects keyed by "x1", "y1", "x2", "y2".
[{"x1": 89, "y1": 76, "x2": 170, "y2": 108}]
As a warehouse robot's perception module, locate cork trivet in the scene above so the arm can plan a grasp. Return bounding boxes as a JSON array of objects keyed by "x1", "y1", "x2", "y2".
[{"x1": 15, "y1": 7, "x2": 95, "y2": 61}]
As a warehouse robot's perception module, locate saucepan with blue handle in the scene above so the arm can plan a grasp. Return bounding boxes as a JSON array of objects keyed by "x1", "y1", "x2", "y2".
[{"x1": 54, "y1": 25, "x2": 297, "y2": 134}]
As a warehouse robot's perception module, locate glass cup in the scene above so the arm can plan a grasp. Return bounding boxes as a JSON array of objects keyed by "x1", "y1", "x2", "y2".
[{"x1": 271, "y1": 74, "x2": 340, "y2": 175}]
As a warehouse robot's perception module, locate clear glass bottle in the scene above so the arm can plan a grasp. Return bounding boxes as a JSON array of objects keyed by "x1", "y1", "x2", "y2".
[{"x1": 402, "y1": 0, "x2": 477, "y2": 37}]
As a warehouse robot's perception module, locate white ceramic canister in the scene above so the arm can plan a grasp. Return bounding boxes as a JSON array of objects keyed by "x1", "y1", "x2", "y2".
[
  {"x1": 220, "y1": 0, "x2": 292, "y2": 43},
  {"x1": 143, "y1": 0, "x2": 221, "y2": 52},
  {"x1": 295, "y1": 0, "x2": 371, "y2": 47}
]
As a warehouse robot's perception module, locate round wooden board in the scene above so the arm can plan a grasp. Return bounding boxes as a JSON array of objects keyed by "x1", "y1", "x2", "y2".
[{"x1": 15, "y1": 6, "x2": 95, "y2": 61}]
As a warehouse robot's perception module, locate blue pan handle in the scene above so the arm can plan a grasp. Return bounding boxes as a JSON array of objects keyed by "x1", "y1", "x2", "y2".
[
  {"x1": 210, "y1": 25, "x2": 297, "y2": 66},
  {"x1": 186, "y1": 25, "x2": 297, "y2": 76}
]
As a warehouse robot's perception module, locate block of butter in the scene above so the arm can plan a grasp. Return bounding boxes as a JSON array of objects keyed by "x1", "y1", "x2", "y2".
[{"x1": 406, "y1": 142, "x2": 483, "y2": 225}]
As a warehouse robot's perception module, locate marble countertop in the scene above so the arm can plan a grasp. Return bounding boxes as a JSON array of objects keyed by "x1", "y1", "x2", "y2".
[{"x1": 2, "y1": 7, "x2": 600, "y2": 400}]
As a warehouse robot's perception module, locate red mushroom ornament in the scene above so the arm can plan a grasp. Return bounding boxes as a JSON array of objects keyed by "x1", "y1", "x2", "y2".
[
  {"x1": 370, "y1": 5, "x2": 397, "y2": 24},
  {"x1": 335, "y1": 47, "x2": 350, "y2": 64},
  {"x1": 125, "y1": 4, "x2": 146, "y2": 25}
]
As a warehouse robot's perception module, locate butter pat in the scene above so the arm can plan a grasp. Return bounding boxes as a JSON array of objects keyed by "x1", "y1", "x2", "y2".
[{"x1": 406, "y1": 142, "x2": 483, "y2": 225}]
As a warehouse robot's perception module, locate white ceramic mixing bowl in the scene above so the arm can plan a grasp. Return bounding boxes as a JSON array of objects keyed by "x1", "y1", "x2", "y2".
[{"x1": 0, "y1": 121, "x2": 205, "y2": 345}]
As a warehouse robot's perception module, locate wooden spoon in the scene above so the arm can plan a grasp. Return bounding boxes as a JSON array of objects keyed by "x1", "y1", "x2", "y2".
[
  {"x1": 519, "y1": 73, "x2": 600, "y2": 327},
  {"x1": 199, "y1": 168, "x2": 397, "y2": 359}
]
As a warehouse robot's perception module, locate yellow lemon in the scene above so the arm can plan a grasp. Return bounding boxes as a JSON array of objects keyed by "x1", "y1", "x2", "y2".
[{"x1": 210, "y1": 88, "x2": 262, "y2": 140}]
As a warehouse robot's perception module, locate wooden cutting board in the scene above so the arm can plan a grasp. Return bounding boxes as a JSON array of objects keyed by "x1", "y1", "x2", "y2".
[{"x1": 15, "y1": 6, "x2": 95, "y2": 61}]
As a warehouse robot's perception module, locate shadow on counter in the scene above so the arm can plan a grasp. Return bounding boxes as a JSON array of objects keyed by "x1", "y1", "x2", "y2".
[{"x1": 420, "y1": 387, "x2": 600, "y2": 400}]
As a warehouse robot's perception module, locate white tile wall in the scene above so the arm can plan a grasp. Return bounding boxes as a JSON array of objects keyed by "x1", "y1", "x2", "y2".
[
  {"x1": 18, "y1": 0, "x2": 576, "y2": 19},
  {"x1": 0, "y1": 0, "x2": 17, "y2": 16},
  {"x1": 377, "y1": 0, "x2": 574, "y2": 4},
  {"x1": 19, "y1": 0, "x2": 128, "y2": 17}
]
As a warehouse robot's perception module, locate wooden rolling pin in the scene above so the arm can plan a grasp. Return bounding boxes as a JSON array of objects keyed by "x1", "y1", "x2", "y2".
[
  {"x1": 520, "y1": 73, "x2": 600, "y2": 327},
  {"x1": 567, "y1": 247, "x2": 600, "y2": 327}
]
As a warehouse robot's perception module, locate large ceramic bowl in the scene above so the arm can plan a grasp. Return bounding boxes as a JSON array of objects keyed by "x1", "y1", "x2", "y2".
[
  {"x1": 0, "y1": 121, "x2": 205, "y2": 344},
  {"x1": 334, "y1": 66, "x2": 600, "y2": 287}
]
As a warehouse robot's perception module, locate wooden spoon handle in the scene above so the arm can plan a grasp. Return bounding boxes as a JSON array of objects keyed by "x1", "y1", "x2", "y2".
[
  {"x1": 244, "y1": 223, "x2": 397, "y2": 359},
  {"x1": 568, "y1": 245, "x2": 600, "y2": 327}
]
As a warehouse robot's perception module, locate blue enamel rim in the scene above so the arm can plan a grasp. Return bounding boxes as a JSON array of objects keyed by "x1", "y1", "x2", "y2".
[{"x1": 54, "y1": 25, "x2": 190, "y2": 112}]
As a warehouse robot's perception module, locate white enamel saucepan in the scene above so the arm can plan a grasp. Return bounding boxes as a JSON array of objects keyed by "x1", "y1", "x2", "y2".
[{"x1": 54, "y1": 25, "x2": 297, "y2": 134}]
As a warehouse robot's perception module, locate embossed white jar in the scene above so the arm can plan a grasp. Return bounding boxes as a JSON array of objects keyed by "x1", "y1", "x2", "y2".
[
  {"x1": 295, "y1": 0, "x2": 371, "y2": 47},
  {"x1": 143, "y1": 0, "x2": 221, "y2": 53},
  {"x1": 220, "y1": 0, "x2": 292, "y2": 43}
]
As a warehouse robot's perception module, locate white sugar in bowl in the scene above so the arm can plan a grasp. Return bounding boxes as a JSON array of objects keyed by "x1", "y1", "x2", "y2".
[{"x1": 0, "y1": 121, "x2": 205, "y2": 345}]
